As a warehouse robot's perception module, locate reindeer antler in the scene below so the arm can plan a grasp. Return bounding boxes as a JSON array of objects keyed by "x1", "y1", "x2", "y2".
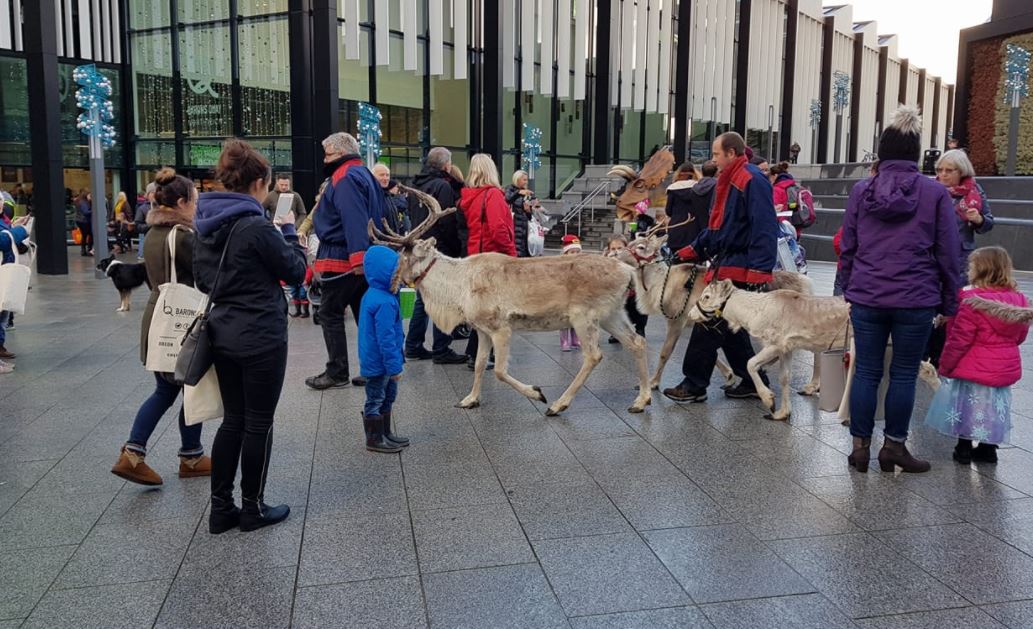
[
  {"x1": 638, "y1": 216, "x2": 694, "y2": 240},
  {"x1": 367, "y1": 184, "x2": 458, "y2": 248}
]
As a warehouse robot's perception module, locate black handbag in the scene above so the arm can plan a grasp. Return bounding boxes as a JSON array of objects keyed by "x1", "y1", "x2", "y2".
[{"x1": 174, "y1": 220, "x2": 242, "y2": 386}]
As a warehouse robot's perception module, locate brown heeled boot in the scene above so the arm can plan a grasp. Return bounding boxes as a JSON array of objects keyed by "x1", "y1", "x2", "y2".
[
  {"x1": 848, "y1": 437, "x2": 871, "y2": 473},
  {"x1": 878, "y1": 440, "x2": 931, "y2": 473}
]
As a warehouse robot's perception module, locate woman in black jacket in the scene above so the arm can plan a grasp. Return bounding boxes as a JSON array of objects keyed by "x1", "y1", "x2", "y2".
[
  {"x1": 193, "y1": 139, "x2": 307, "y2": 534},
  {"x1": 505, "y1": 170, "x2": 534, "y2": 257}
]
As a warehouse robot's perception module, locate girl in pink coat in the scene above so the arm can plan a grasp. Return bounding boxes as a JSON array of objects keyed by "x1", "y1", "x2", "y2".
[{"x1": 925, "y1": 246, "x2": 1033, "y2": 464}]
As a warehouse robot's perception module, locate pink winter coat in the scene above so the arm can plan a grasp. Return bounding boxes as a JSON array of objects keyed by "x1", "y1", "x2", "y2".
[{"x1": 939, "y1": 286, "x2": 1032, "y2": 387}]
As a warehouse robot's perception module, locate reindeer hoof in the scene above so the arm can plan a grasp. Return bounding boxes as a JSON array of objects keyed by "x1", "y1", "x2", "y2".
[
  {"x1": 456, "y1": 399, "x2": 480, "y2": 409},
  {"x1": 531, "y1": 386, "x2": 548, "y2": 404},
  {"x1": 628, "y1": 405, "x2": 645, "y2": 413},
  {"x1": 545, "y1": 402, "x2": 568, "y2": 416},
  {"x1": 763, "y1": 413, "x2": 789, "y2": 422}
]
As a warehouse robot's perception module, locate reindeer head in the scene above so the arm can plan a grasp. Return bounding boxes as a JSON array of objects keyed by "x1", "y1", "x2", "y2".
[
  {"x1": 367, "y1": 186, "x2": 457, "y2": 290},
  {"x1": 610, "y1": 147, "x2": 676, "y2": 222},
  {"x1": 613, "y1": 217, "x2": 693, "y2": 268},
  {"x1": 688, "y1": 279, "x2": 736, "y2": 323}
]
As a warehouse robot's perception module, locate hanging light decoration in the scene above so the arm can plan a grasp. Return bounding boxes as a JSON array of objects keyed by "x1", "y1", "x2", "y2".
[
  {"x1": 833, "y1": 71, "x2": 851, "y2": 114},
  {"x1": 809, "y1": 99, "x2": 822, "y2": 129},
  {"x1": 1004, "y1": 43, "x2": 1031, "y2": 103},
  {"x1": 73, "y1": 64, "x2": 117, "y2": 149},
  {"x1": 522, "y1": 123, "x2": 543, "y2": 176},
  {"x1": 357, "y1": 102, "x2": 383, "y2": 165}
]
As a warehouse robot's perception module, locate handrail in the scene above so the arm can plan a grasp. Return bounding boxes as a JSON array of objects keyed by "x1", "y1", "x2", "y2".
[{"x1": 561, "y1": 179, "x2": 611, "y2": 224}]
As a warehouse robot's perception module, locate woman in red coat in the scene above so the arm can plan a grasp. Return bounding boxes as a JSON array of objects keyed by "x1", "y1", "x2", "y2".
[
  {"x1": 460, "y1": 154, "x2": 517, "y2": 256},
  {"x1": 460, "y1": 154, "x2": 516, "y2": 367}
]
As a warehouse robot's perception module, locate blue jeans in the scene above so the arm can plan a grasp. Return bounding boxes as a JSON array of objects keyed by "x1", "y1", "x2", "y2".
[
  {"x1": 137, "y1": 229, "x2": 147, "y2": 258},
  {"x1": 289, "y1": 283, "x2": 308, "y2": 303},
  {"x1": 405, "y1": 291, "x2": 452, "y2": 356},
  {"x1": 849, "y1": 304, "x2": 936, "y2": 442},
  {"x1": 364, "y1": 375, "x2": 398, "y2": 417},
  {"x1": 0, "y1": 310, "x2": 6, "y2": 346},
  {"x1": 127, "y1": 373, "x2": 204, "y2": 457}
]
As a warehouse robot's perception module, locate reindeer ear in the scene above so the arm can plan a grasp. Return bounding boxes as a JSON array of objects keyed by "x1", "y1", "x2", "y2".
[{"x1": 421, "y1": 237, "x2": 437, "y2": 250}]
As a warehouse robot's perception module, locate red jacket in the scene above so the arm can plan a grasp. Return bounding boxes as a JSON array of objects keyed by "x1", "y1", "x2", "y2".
[
  {"x1": 460, "y1": 185, "x2": 517, "y2": 257},
  {"x1": 940, "y1": 287, "x2": 1031, "y2": 387},
  {"x1": 773, "y1": 175, "x2": 802, "y2": 238}
]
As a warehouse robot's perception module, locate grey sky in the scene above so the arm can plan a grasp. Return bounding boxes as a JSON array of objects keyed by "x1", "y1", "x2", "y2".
[{"x1": 843, "y1": 0, "x2": 993, "y2": 83}]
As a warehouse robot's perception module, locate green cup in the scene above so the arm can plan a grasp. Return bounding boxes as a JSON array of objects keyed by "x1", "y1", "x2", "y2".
[
  {"x1": 628, "y1": 221, "x2": 638, "y2": 233},
  {"x1": 399, "y1": 287, "x2": 416, "y2": 320}
]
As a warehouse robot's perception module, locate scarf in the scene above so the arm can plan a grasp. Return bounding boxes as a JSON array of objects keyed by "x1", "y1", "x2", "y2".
[
  {"x1": 708, "y1": 155, "x2": 749, "y2": 230},
  {"x1": 947, "y1": 177, "x2": 982, "y2": 221}
]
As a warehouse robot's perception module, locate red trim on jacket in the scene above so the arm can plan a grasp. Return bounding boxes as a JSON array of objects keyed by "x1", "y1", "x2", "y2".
[
  {"x1": 331, "y1": 159, "x2": 362, "y2": 186},
  {"x1": 708, "y1": 155, "x2": 752, "y2": 231},
  {"x1": 705, "y1": 265, "x2": 773, "y2": 285},
  {"x1": 314, "y1": 258, "x2": 354, "y2": 274}
]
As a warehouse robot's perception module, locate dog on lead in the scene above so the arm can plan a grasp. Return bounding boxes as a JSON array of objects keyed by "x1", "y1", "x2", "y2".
[{"x1": 97, "y1": 256, "x2": 150, "y2": 312}]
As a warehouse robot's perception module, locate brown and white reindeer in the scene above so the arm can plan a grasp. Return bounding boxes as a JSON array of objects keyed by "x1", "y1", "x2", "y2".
[
  {"x1": 368, "y1": 188, "x2": 653, "y2": 416},
  {"x1": 689, "y1": 279, "x2": 850, "y2": 421},
  {"x1": 615, "y1": 224, "x2": 815, "y2": 391}
]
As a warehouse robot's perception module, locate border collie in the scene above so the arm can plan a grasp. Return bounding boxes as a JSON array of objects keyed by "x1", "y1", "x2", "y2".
[{"x1": 97, "y1": 257, "x2": 150, "y2": 312}]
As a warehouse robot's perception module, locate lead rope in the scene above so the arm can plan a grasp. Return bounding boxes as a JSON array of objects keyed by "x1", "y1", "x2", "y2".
[{"x1": 658, "y1": 262, "x2": 698, "y2": 320}]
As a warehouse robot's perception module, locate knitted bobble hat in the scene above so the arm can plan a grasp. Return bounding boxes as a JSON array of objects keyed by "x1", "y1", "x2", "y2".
[{"x1": 878, "y1": 106, "x2": 923, "y2": 162}]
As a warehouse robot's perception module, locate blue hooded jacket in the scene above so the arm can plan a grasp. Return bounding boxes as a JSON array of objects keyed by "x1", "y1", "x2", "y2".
[
  {"x1": 358, "y1": 245, "x2": 405, "y2": 378},
  {"x1": 0, "y1": 222, "x2": 27, "y2": 264}
]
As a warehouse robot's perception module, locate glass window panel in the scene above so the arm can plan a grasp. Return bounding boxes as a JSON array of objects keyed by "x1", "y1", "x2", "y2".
[
  {"x1": 247, "y1": 139, "x2": 294, "y2": 168},
  {"x1": 131, "y1": 31, "x2": 175, "y2": 138},
  {"x1": 179, "y1": 25, "x2": 234, "y2": 137},
  {"x1": 0, "y1": 57, "x2": 30, "y2": 165},
  {"x1": 430, "y1": 47, "x2": 469, "y2": 148},
  {"x1": 389, "y1": 0, "x2": 401, "y2": 30},
  {"x1": 128, "y1": 0, "x2": 172, "y2": 29},
  {"x1": 618, "y1": 110, "x2": 642, "y2": 161},
  {"x1": 238, "y1": 0, "x2": 288, "y2": 17},
  {"x1": 178, "y1": 0, "x2": 230, "y2": 23},
  {"x1": 339, "y1": 24, "x2": 370, "y2": 102},
  {"x1": 555, "y1": 100, "x2": 583, "y2": 156},
  {"x1": 239, "y1": 17, "x2": 292, "y2": 136},
  {"x1": 135, "y1": 140, "x2": 177, "y2": 167},
  {"x1": 183, "y1": 140, "x2": 225, "y2": 167}
]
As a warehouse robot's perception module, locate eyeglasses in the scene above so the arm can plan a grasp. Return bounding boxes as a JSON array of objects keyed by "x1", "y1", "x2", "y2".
[{"x1": 935, "y1": 167, "x2": 957, "y2": 174}]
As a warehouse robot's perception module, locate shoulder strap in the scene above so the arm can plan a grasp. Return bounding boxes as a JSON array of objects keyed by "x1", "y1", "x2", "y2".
[{"x1": 165, "y1": 225, "x2": 181, "y2": 284}]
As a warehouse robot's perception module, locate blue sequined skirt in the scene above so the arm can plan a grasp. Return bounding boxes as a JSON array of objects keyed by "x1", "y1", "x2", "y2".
[{"x1": 924, "y1": 377, "x2": 1012, "y2": 444}]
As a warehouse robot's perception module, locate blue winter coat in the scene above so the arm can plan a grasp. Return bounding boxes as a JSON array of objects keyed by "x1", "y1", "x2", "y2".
[
  {"x1": 358, "y1": 245, "x2": 405, "y2": 378},
  {"x1": 0, "y1": 224, "x2": 27, "y2": 264},
  {"x1": 312, "y1": 155, "x2": 387, "y2": 274}
]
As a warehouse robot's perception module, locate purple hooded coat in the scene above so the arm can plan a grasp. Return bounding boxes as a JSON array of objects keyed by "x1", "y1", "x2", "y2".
[{"x1": 839, "y1": 160, "x2": 961, "y2": 316}]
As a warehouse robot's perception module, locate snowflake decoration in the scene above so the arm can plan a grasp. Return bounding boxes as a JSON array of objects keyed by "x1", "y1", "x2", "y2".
[
  {"x1": 946, "y1": 408, "x2": 962, "y2": 426},
  {"x1": 994, "y1": 394, "x2": 1009, "y2": 416},
  {"x1": 975, "y1": 409, "x2": 986, "y2": 423},
  {"x1": 971, "y1": 426, "x2": 991, "y2": 442},
  {"x1": 968, "y1": 391, "x2": 981, "y2": 406}
]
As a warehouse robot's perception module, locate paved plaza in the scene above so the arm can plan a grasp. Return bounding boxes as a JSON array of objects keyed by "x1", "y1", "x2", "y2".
[{"x1": 5, "y1": 255, "x2": 1033, "y2": 628}]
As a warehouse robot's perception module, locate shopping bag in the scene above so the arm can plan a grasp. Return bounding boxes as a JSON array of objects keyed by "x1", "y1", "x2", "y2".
[
  {"x1": 527, "y1": 216, "x2": 545, "y2": 257},
  {"x1": 0, "y1": 231, "x2": 31, "y2": 314},
  {"x1": 183, "y1": 367, "x2": 223, "y2": 425},
  {"x1": 72, "y1": 227, "x2": 83, "y2": 245},
  {"x1": 819, "y1": 349, "x2": 848, "y2": 411},
  {"x1": 838, "y1": 338, "x2": 891, "y2": 422},
  {"x1": 145, "y1": 228, "x2": 206, "y2": 372}
]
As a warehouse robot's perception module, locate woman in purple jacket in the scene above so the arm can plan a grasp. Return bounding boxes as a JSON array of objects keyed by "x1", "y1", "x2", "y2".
[{"x1": 839, "y1": 107, "x2": 961, "y2": 474}]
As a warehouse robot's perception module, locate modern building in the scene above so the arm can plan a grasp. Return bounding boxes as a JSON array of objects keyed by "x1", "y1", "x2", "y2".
[{"x1": 4, "y1": 0, "x2": 953, "y2": 274}]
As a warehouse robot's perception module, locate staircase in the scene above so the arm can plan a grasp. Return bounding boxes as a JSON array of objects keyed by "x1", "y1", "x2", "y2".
[{"x1": 539, "y1": 164, "x2": 629, "y2": 252}]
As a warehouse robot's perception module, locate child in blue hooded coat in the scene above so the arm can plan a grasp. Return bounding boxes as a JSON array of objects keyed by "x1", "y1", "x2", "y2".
[{"x1": 358, "y1": 245, "x2": 410, "y2": 453}]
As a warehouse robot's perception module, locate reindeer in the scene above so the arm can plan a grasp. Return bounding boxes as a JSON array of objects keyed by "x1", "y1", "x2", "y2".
[
  {"x1": 616, "y1": 225, "x2": 816, "y2": 391},
  {"x1": 689, "y1": 280, "x2": 851, "y2": 421},
  {"x1": 369, "y1": 188, "x2": 654, "y2": 416}
]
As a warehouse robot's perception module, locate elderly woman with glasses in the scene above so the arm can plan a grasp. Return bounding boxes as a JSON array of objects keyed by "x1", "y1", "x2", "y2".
[{"x1": 935, "y1": 149, "x2": 994, "y2": 281}]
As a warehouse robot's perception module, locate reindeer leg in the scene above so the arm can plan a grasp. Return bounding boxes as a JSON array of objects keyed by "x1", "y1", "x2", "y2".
[
  {"x1": 490, "y1": 328, "x2": 548, "y2": 404},
  {"x1": 603, "y1": 314, "x2": 653, "y2": 413},
  {"x1": 547, "y1": 321, "x2": 603, "y2": 416},
  {"x1": 799, "y1": 351, "x2": 821, "y2": 396},
  {"x1": 746, "y1": 345, "x2": 782, "y2": 417},
  {"x1": 457, "y1": 329, "x2": 493, "y2": 409},
  {"x1": 715, "y1": 352, "x2": 737, "y2": 390},
  {"x1": 651, "y1": 318, "x2": 684, "y2": 390},
  {"x1": 767, "y1": 351, "x2": 793, "y2": 421}
]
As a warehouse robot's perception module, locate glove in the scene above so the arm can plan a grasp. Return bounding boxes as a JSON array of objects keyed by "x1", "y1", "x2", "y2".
[{"x1": 676, "y1": 246, "x2": 697, "y2": 261}]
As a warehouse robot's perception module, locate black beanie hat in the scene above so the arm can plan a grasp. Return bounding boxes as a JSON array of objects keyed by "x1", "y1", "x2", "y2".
[{"x1": 878, "y1": 106, "x2": 922, "y2": 162}]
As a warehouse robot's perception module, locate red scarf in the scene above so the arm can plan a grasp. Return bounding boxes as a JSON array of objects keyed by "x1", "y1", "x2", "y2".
[
  {"x1": 947, "y1": 177, "x2": 982, "y2": 221},
  {"x1": 708, "y1": 155, "x2": 750, "y2": 230}
]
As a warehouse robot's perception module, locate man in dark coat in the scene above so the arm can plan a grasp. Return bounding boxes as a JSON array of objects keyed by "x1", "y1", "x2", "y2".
[
  {"x1": 404, "y1": 147, "x2": 468, "y2": 364},
  {"x1": 665, "y1": 160, "x2": 717, "y2": 254}
]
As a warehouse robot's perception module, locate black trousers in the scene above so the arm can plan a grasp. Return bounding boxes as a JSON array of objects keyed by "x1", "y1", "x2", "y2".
[
  {"x1": 625, "y1": 295, "x2": 648, "y2": 335},
  {"x1": 679, "y1": 318, "x2": 758, "y2": 392},
  {"x1": 320, "y1": 272, "x2": 367, "y2": 380},
  {"x1": 211, "y1": 343, "x2": 288, "y2": 506}
]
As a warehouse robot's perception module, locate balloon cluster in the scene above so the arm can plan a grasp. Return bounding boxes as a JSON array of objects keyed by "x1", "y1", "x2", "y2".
[
  {"x1": 1004, "y1": 43, "x2": 1031, "y2": 103},
  {"x1": 357, "y1": 102, "x2": 383, "y2": 163},
  {"x1": 522, "y1": 123, "x2": 542, "y2": 173},
  {"x1": 809, "y1": 99, "x2": 822, "y2": 129},
  {"x1": 832, "y1": 71, "x2": 851, "y2": 114},
  {"x1": 73, "y1": 64, "x2": 117, "y2": 149}
]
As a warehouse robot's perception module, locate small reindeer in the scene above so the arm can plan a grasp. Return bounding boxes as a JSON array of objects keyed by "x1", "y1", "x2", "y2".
[{"x1": 369, "y1": 187, "x2": 653, "y2": 416}]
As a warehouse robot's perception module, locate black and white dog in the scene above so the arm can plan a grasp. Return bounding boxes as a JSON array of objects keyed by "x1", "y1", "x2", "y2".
[{"x1": 97, "y1": 256, "x2": 150, "y2": 312}]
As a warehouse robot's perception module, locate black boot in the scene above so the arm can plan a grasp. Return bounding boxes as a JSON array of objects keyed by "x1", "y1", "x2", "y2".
[
  {"x1": 364, "y1": 415, "x2": 403, "y2": 453},
  {"x1": 209, "y1": 495, "x2": 241, "y2": 534},
  {"x1": 971, "y1": 443, "x2": 999, "y2": 463},
  {"x1": 878, "y1": 440, "x2": 931, "y2": 473},
  {"x1": 290, "y1": 302, "x2": 302, "y2": 318},
  {"x1": 300, "y1": 303, "x2": 310, "y2": 318},
  {"x1": 848, "y1": 437, "x2": 871, "y2": 473},
  {"x1": 382, "y1": 412, "x2": 410, "y2": 447},
  {"x1": 953, "y1": 438, "x2": 973, "y2": 465},
  {"x1": 239, "y1": 498, "x2": 290, "y2": 532}
]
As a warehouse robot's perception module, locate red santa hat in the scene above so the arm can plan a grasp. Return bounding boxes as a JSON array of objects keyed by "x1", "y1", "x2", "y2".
[{"x1": 561, "y1": 234, "x2": 582, "y2": 254}]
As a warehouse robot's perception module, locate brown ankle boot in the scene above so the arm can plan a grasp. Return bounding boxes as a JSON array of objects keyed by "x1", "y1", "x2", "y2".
[
  {"x1": 848, "y1": 437, "x2": 871, "y2": 473},
  {"x1": 878, "y1": 440, "x2": 931, "y2": 473},
  {"x1": 111, "y1": 447, "x2": 163, "y2": 486},
  {"x1": 179, "y1": 454, "x2": 212, "y2": 478}
]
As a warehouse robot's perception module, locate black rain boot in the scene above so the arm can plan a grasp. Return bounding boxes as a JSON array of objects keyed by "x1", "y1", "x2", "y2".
[
  {"x1": 301, "y1": 303, "x2": 311, "y2": 318},
  {"x1": 290, "y1": 302, "x2": 302, "y2": 318},
  {"x1": 209, "y1": 494, "x2": 241, "y2": 534},
  {"x1": 953, "y1": 438, "x2": 973, "y2": 465},
  {"x1": 239, "y1": 498, "x2": 290, "y2": 532},
  {"x1": 971, "y1": 443, "x2": 999, "y2": 463},
  {"x1": 364, "y1": 416, "x2": 403, "y2": 453},
  {"x1": 382, "y1": 412, "x2": 410, "y2": 447}
]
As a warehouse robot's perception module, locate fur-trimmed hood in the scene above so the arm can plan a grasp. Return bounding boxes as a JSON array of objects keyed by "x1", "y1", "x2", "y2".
[
  {"x1": 146, "y1": 205, "x2": 195, "y2": 228},
  {"x1": 965, "y1": 295, "x2": 1033, "y2": 325}
]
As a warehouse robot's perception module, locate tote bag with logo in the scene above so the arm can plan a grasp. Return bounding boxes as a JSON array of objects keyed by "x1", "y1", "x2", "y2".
[
  {"x1": 145, "y1": 226, "x2": 207, "y2": 372},
  {"x1": 183, "y1": 366, "x2": 223, "y2": 425},
  {"x1": 0, "y1": 230, "x2": 31, "y2": 314}
]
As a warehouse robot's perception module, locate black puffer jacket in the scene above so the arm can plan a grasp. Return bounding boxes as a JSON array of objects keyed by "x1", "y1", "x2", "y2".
[
  {"x1": 193, "y1": 193, "x2": 307, "y2": 358},
  {"x1": 665, "y1": 177, "x2": 716, "y2": 252},
  {"x1": 410, "y1": 167, "x2": 468, "y2": 257},
  {"x1": 505, "y1": 185, "x2": 532, "y2": 257}
]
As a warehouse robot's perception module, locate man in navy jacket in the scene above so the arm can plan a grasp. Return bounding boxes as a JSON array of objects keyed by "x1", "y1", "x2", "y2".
[{"x1": 305, "y1": 132, "x2": 388, "y2": 390}]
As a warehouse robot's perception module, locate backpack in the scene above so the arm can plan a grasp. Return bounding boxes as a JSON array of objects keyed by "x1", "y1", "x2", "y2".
[{"x1": 785, "y1": 184, "x2": 816, "y2": 229}]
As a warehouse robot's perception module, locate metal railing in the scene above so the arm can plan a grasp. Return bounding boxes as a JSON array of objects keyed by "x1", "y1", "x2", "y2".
[{"x1": 560, "y1": 179, "x2": 612, "y2": 236}]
